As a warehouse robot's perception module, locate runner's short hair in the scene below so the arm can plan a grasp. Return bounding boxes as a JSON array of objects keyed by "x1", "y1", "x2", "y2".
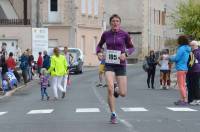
[{"x1": 109, "y1": 14, "x2": 121, "y2": 24}]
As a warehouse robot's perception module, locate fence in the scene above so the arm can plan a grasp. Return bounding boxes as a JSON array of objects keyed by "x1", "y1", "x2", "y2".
[{"x1": 0, "y1": 19, "x2": 30, "y2": 25}]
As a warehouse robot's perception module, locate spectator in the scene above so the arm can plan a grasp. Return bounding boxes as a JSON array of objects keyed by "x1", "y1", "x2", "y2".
[
  {"x1": 27, "y1": 49, "x2": 34, "y2": 81},
  {"x1": 48, "y1": 47, "x2": 67, "y2": 100},
  {"x1": 169, "y1": 35, "x2": 191, "y2": 105},
  {"x1": 37, "y1": 52, "x2": 43, "y2": 76},
  {"x1": 20, "y1": 52, "x2": 28, "y2": 84},
  {"x1": 43, "y1": 50, "x2": 50, "y2": 70},
  {"x1": 6, "y1": 52, "x2": 20, "y2": 82},
  {"x1": 187, "y1": 40, "x2": 200, "y2": 105},
  {"x1": 146, "y1": 50, "x2": 157, "y2": 89}
]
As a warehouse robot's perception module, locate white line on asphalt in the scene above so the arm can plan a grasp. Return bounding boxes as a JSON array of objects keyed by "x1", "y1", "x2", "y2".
[
  {"x1": 121, "y1": 107, "x2": 148, "y2": 112},
  {"x1": 27, "y1": 109, "x2": 54, "y2": 114},
  {"x1": 76, "y1": 108, "x2": 100, "y2": 113},
  {"x1": 167, "y1": 107, "x2": 198, "y2": 112},
  {"x1": 0, "y1": 112, "x2": 7, "y2": 116}
]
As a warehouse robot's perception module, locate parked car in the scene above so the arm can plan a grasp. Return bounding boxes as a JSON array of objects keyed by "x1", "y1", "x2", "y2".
[
  {"x1": 48, "y1": 47, "x2": 84, "y2": 74},
  {"x1": 67, "y1": 48, "x2": 84, "y2": 74}
]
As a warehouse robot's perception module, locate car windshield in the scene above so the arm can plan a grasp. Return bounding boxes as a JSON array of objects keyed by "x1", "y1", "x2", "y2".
[
  {"x1": 68, "y1": 49, "x2": 81, "y2": 62},
  {"x1": 68, "y1": 49, "x2": 80, "y2": 56}
]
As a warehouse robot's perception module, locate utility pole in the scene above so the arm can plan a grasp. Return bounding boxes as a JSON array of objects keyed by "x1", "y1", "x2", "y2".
[
  {"x1": 36, "y1": 0, "x2": 40, "y2": 27},
  {"x1": 148, "y1": 0, "x2": 151, "y2": 53}
]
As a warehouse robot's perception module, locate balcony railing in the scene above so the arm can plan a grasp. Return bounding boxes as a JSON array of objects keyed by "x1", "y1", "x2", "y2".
[{"x1": 0, "y1": 19, "x2": 30, "y2": 25}]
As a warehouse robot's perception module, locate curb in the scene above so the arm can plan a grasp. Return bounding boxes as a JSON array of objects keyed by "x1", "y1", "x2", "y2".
[
  {"x1": 0, "y1": 80, "x2": 36, "y2": 100},
  {"x1": 0, "y1": 85, "x2": 25, "y2": 100}
]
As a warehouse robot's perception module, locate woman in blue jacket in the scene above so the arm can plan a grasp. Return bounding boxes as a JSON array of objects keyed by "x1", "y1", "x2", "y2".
[{"x1": 170, "y1": 35, "x2": 191, "y2": 105}]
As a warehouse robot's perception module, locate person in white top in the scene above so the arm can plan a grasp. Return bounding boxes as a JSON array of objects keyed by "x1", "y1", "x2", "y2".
[
  {"x1": 158, "y1": 50, "x2": 170, "y2": 89},
  {"x1": 63, "y1": 47, "x2": 73, "y2": 91}
]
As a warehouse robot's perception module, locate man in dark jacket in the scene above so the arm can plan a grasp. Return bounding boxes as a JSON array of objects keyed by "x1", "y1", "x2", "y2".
[
  {"x1": 187, "y1": 41, "x2": 200, "y2": 105},
  {"x1": 20, "y1": 52, "x2": 28, "y2": 84},
  {"x1": 43, "y1": 50, "x2": 50, "y2": 70},
  {"x1": 147, "y1": 50, "x2": 157, "y2": 89},
  {"x1": 27, "y1": 49, "x2": 34, "y2": 81}
]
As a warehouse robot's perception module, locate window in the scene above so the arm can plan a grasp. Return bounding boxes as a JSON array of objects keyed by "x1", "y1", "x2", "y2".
[
  {"x1": 154, "y1": 9, "x2": 155, "y2": 24},
  {"x1": 88, "y1": 0, "x2": 92, "y2": 15},
  {"x1": 93, "y1": 36, "x2": 97, "y2": 53},
  {"x1": 159, "y1": 11, "x2": 160, "y2": 25},
  {"x1": 81, "y1": 0, "x2": 86, "y2": 14},
  {"x1": 50, "y1": 0, "x2": 58, "y2": 11},
  {"x1": 162, "y1": 11, "x2": 166, "y2": 25},
  {"x1": 81, "y1": 36, "x2": 86, "y2": 54},
  {"x1": 94, "y1": 0, "x2": 99, "y2": 16}
]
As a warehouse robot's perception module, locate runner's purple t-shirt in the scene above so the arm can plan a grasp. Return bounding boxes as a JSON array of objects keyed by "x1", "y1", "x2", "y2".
[{"x1": 96, "y1": 29, "x2": 135, "y2": 66}]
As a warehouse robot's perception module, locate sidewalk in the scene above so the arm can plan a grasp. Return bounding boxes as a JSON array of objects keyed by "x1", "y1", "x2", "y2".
[{"x1": 0, "y1": 77, "x2": 37, "y2": 99}]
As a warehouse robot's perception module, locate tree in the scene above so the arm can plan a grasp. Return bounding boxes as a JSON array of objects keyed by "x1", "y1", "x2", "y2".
[{"x1": 174, "y1": 0, "x2": 200, "y2": 40}]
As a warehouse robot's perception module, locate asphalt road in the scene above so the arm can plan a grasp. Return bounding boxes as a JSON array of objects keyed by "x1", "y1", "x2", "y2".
[{"x1": 0, "y1": 63, "x2": 199, "y2": 132}]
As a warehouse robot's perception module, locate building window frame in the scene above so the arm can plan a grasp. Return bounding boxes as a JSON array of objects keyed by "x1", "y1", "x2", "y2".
[
  {"x1": 81, "y1": 0, "x2": 86, "y2": 15},
  {"x1": 81, "y1": 35, "x2": 86, "y2": 55},
  {"x1": 88, "y1": 0, "x2": 92, "y2": 16},
  {"x1": 94, "y1": 0, "x2": 99, "y2": 16},
  {"x1": 50, "y1": 0, "x2": 58, "y2": 12}
]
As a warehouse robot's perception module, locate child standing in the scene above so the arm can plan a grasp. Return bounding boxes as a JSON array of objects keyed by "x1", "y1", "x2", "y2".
[
  {"x1": 40, "y1": 68, "x2": 50, "y2": 100},
  {"x1": 96, "y1": 49, "x2": 106, "y2": 87}
]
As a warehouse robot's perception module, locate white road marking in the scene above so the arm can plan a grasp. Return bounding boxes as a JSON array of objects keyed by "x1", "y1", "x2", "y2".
[
  {"x1": 167, "y1": 107, "x2": 198, "y2": 112},
  {"x1": 0, "y1": 112, "x2": 7, "y2": 116},
  {"x1": 92, "y1": 86, "x2": 138, "y2": 132},
  {"x1": 76, "y1": 108, "x2": 100, "y2": 113},
  {"x1": 121, "y1": 107, "x2": 148, "y2": 112},
  {"x1": 27, "y1": 109, "x2": 54, "y2": 114}
]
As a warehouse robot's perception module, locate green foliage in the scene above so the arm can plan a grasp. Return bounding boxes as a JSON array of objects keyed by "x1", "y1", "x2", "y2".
[{"x1": 174, "y1": 0, "x2": 200, "y2": 40}]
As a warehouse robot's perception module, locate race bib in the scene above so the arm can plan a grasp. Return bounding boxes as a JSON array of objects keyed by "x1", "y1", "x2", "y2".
[{"x1": 105, "y1": 50, "x2": 121, "y2": 64}]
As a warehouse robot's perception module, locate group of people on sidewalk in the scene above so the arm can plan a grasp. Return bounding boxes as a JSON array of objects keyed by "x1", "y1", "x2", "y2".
[
  {"x1": 144, "y1": 35, "x2": 200, "y2": 106},
  {"x1": 0, "y1": 49, "x2": 20, "y2": 93}
]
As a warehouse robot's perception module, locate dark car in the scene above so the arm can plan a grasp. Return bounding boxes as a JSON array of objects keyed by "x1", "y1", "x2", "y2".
[{"x1": 68, "y1": 48, "x2": 84, "y2": 74}]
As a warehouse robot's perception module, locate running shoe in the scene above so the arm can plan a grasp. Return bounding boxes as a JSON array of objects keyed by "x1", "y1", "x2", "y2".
[
  {"x1": 174, "y1": 100, "x2": 188, "y2": 106},
  {"x1": 96, "y1": 83, "x2": 103, "y2": 87},
  {"x1": 110, "y1": 113, "x2": 117, "y2": 124},
  {"x1": 189, "y1": 100, "x2": 200, "y2": 105},
  {"x1": 103, "y1": 84, "x2": 108, "y2": 87},
  {"x1": 114, "y1": 83, "x2": 119, "y2": 98},
  {"x1": 47, "y1": 96, "x2": 50, "y2": 101}
]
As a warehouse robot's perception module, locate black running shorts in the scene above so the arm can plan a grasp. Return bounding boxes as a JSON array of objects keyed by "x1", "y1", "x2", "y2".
[{"x1": 105, "y1": 64, "x2": 126, "y2": 76}]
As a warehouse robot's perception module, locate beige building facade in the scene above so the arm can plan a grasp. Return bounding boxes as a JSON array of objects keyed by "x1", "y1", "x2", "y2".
[
  {"x1": 39, "y1": 0, "x2": 104, "y2": 66},
  {"x1": 0, "y1": 0, "x2": 104, "y2": 66},
  {"x1": 142, "y1": 0, "x2": 166, "y2": 58},
  {"x1": 0, "y1": 0, "x2": 33, "y2": 60},
  {"x1": 1, "y1": 0, "x2": 182, "y2": 64}
]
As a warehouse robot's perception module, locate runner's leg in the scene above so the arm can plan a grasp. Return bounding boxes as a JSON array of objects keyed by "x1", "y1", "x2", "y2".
[
  {"x1": 116, "y1": 76, "x2": 127, "y2": 97},
  {"x1": 105, "y1": 71, "x2": 116, "y2": 113}
]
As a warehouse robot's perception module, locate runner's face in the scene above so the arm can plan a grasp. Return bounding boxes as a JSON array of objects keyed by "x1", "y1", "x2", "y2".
[{"x1": 110, "y1": 17, "x2": 121, "y2": 31}]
